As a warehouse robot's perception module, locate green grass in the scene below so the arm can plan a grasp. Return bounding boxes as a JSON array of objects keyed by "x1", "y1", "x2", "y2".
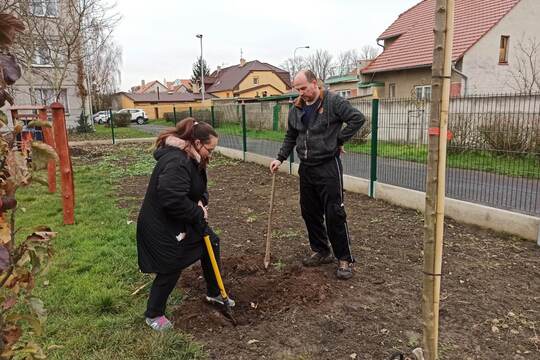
[
  {"x1": 345, "y1": 142, "x2": 540, "y2": 179},
  {"x1": 68, "y1": 124, "x2": 152, "y2": 142},
  {"x1": 15, "y1": 147, "x2": 205, "y2": 359},
  {"x1": 216, "y1": 123, "x2": 286, "y2": 142},
  {"x1": 214, "y1": 123, "x2": 539, "y2": 179},
  {"x1": 147, "y1": 119, "x2": 174, "y2": 127}
]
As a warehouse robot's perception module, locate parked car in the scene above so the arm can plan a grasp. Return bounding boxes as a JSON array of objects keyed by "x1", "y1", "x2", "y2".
[
  {"x1": 92, "y1": 111, "x2": 110, "y2": 124},
  {"x1": 117, "y1": 108, "x2": 148, "y2": 125}
]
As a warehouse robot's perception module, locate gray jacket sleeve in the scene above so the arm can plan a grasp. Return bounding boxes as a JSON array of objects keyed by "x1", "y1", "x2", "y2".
[
  {"x1": 276, "y1": 109, "x2": 298, "y2": 162},
  {"x1": 334, "y1": 95, "x2": 366, "y2": 145}
]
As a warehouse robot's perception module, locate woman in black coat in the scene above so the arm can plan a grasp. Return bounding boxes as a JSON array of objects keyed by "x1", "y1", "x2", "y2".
[{"x1": 137, "y1": 117, "x2": 233, "y2": 331}]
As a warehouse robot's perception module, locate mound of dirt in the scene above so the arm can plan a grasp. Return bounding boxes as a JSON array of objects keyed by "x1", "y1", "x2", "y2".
[{"x1": 176, "y1": 255, "x2": 333, "y2": 330}]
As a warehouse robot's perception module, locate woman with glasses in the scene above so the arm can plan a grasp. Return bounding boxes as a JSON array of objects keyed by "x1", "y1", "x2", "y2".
[{"x1": 136, "y1": 117, "x2": 233, "y2": 331}]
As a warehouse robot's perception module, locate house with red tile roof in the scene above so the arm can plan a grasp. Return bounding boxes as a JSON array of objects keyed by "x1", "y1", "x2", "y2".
[
  {"x1": 204, "y1": 58, "x2": 291, "y2": 99},
  {"x1": 165, "y1": 79, "x2": 193, "y2": 93},
  {"x1": 361, "y1": 0, "x2": 537, "y2": 98},
  {"x1": 130, "y1": 80, "x2": 169, "y2": 94}
]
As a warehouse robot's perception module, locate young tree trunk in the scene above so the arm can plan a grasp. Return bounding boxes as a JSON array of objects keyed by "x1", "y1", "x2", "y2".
[{"x1": 422, "y1": 1, "x2": 454, "y2": 359}]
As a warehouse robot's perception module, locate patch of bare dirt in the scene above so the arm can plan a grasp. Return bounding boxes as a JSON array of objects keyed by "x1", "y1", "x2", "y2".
[{"x1": 80, "y1": 145, "x2": 540, "y2": 359}]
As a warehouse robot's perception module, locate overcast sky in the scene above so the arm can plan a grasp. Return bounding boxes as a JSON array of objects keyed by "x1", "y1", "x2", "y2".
[{"x1": 115, "y1": 0, "x2": 420, "y2": 91}]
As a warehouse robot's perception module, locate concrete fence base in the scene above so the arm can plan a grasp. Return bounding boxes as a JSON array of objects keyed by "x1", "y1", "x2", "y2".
[{"x1": 217, "y1": 146, "x2": 540, "y2": 243}]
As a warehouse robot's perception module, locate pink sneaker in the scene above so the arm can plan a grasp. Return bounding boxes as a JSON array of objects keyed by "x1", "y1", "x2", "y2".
[{"x1": 145, "y1": 315, "x2": 173, "y2": 331}]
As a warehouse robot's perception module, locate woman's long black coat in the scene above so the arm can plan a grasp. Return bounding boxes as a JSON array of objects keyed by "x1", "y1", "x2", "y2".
[{"x1": 137, "y1": 146, "x2": 208, "y2": 274}]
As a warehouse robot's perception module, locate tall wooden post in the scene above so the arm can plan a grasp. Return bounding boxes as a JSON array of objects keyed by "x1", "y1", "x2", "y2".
[
  {"x1": 38, "y1": 108, "x2": 57, "y2": 193},
  {"x1": 422, "y1": 1, "x2": 454, "y2": 359},
  {"x1": 50, "y1": 103, "x2": 75, "y2": 225}
]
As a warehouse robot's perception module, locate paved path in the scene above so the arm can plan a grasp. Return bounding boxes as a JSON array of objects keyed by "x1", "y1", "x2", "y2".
[{"x1": 136, "y1": 124, "x2": 540, "y2": 216}]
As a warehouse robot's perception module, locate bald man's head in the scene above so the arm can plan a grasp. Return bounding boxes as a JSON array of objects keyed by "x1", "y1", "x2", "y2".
[{"x1": 293, "y1": 69, "x2": 320, "y2": 103}]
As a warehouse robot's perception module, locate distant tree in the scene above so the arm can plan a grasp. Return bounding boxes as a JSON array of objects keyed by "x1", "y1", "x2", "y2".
[
  {"x1": 507, "y1": 36, "x2": 540, "y2": 94},
  {"x1": 191, "y1": 56, "x2": 210, "y2": 85},
  {"x1": 359, "y1": 44, "x2": 380, "y2": 60},
  {"x1": 281, "y1": 56, "x2": 307, "y2": 79},
  {"x1": 335, "y1": 49, "x2": 361, "y2": 76},
  {"x1": 306, "y1": 49, "x2": 334, "y2": 81}
]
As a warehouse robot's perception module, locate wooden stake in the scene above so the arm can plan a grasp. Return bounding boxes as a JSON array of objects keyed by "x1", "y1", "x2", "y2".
[
  {"x1": 264, "y1": 173, "x2": 276, "y2": 269},
  {"x1": 51, "y1": 103, "x2": 75, "y2": 225},
  {"x1": 38, "y1": 108, "x2": 57, "y2": 193},
  {"x1": 422, "y1": 1, "x2": 454, "y2": 359}
]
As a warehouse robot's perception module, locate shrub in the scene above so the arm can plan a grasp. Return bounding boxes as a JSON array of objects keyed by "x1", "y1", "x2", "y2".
[
  {"x1": 76, "y1": 112, "x2": 94, "y2": 133},
  {"x1": 447, "y1": 114, "x2": 481, "y2": 153},
  {"x1": 478, "y1": 116, "x2": 531, "y2": 153},
  {"x1": 350, "y1": 115, "x2": 371, "y2": 144},
  {"x1": 163, "y1": 112, "x2": 175, "y2": 122},
  {"x1": 112, "y1": 112, "x2": 131, "y2": 127}
]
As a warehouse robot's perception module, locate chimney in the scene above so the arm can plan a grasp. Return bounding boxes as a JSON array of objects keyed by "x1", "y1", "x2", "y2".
[
  {"x1": 163, "y1": 78, "x2": 167, "y2": 87},
  {"x1": 216, "y1": 65, "x2": 222, "y2": 74},
  {"x1": 192, "y1": 82, "x2": 200, "y2": 94},
  {"x1": 239, "y1": 58, "x2": 246, "y2": 67},
  {"x1": 141, "y1": 79, "x2": 145, "y2": 86}
]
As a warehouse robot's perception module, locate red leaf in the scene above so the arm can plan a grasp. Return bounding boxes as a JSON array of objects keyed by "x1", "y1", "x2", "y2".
[
  {"x1": 2, "y1": 296, "x2": 17, "y2": 310},
  {"x1": 2, "y1": 325, "x2": 22, "y2": 349}
]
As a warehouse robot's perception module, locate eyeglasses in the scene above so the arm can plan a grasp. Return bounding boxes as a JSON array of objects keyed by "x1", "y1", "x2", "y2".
[{"x1": 197, "y1": 143, "x2": 215, "y2": 153}]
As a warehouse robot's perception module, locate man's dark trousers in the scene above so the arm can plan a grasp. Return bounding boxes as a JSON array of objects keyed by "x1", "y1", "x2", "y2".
[{"x1": 299, "y1": 156, "x2": 354, "y2": 263}]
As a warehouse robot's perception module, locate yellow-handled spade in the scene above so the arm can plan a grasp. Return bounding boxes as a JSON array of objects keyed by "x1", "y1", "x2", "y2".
[{"x1": 203, "y1": 234, "x2": 237, "y2": 326}]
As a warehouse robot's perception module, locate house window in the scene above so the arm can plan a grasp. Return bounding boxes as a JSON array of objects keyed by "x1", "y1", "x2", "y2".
[
  {"x1": 389, "y1": 83, "x2": 396, "y2": 98},
  {"x1": 30, "y1": 0, "x2": 59, "y2": 17},
  {"x1": 34, "y1": 88, "x2": 69, "y2": 112},
  {"x1": 32, "y1": 44, "x2": 52, "y2": 66},
  {"x1": 253, "y1": 77, "x2": 259, "y2": 85},
  {"x1": 415, "y1": 85, "x2": 431, "y2": 101},
  {"x1": 338, "y1": 90, "x2": 352, "y2": 98},
  {"x1": 499, "y1": 35, "x2": 510, "y2": 64}
]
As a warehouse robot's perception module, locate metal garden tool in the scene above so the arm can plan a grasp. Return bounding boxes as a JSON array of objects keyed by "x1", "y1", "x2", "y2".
[
  {"x1": 203, "y1": 233, "x2": 237, "y2": 326},
  {"x1": 264, "y1": 172, "x2": 276, "y2": 269}
]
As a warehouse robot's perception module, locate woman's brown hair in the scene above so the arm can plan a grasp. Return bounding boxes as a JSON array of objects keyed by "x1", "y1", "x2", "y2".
[{"x1": 155, "y1": 117, "x2": 218, "y2": 148}]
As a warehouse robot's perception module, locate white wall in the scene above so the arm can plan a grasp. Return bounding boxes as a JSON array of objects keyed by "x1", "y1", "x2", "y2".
[{"x1": 462, "y1": 0, "x2": 540, "y2": 94}]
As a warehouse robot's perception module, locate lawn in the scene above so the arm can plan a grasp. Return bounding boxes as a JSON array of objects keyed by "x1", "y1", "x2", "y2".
[
  {"x1": 68, "y1": 124, "x2": 152, "y2": 142},
  {"x1": 215, "y1": 123, "x2": 539, "y2": 179},
  {"x1": 16, "y1": 146, "x2": 204, "y2": 359}
]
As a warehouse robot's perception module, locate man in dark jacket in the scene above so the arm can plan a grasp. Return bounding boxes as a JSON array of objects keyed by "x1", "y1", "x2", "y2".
[{"x1": 270, "y1": 70, "x2": 365, "y2": 280}]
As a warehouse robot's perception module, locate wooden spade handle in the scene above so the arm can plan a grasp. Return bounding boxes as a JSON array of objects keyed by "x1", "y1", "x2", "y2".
[{"x1": 264, "y1": 173, "x2": 276, "y2": 268}]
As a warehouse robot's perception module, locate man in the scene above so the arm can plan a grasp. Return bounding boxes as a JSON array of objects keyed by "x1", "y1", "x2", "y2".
[{"x1": 269, "y1": 70, "x2": 365, "y2": 280}]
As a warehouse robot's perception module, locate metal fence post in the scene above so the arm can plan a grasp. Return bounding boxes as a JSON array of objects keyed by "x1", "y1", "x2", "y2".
[
  {"x1": 189, "y1": 106, "x2": 193, "y2": 117},
  {"x1": 109, "y1": 109, "x2": 115, "y2": 145},
  {"x1": 211, "y1": 105, "x2": 215, "y2": 127},
  {"x1": 241, "y1": 103, "x2": 247, "y2": 161},
  {"x1": 173, "y1": 106, "x2": 177, "y2": 125},
  {"x1": 272, "y1": 103, "x2": 280, "y2": 131},
  {"x1": 369, "y1": 94, "x2": 379, "y2": 198}
]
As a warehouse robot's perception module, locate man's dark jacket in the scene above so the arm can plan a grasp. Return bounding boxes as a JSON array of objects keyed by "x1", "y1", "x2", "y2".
[
  {"x1": 277, "y1": 90, "x2": 365, "y2": 166},
  {"x1": 137, "y1": 146, "x2": 207, "y2": 274}
]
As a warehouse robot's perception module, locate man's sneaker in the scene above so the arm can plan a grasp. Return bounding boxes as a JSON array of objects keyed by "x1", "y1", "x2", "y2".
[
  {"x1": 145, "y1": 315, "x2": 173, "y2": 331},
  {"x1": 336, "y1": 260, "x2": 353, "y2": 280},
  {"x1": 205, "y1": 294, "x2": 236, "y2": 307},
  {"x1": 302, "y1": 252, "x2": 334, "y2": 267}
]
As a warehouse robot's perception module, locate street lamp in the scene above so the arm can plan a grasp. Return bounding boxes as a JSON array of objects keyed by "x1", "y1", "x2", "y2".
[
  {"x1": 196, "y1": 34, "x2": 205, "y2": 101},
  {"x1": 292, "y1": 45, "x2": 310, "y2": 83}
]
